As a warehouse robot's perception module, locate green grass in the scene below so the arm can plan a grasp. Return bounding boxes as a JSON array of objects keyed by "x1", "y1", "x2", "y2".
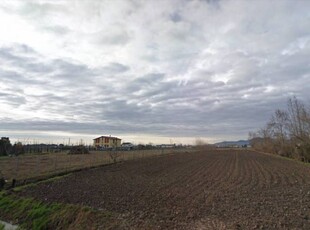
[
  {"x1": 0, "y1": 192, "x2": 120, "y2": 230},
  {"x1": 0, "y1": 193, "x2": 56, "y2": 229},
  {"x1": 0, "y1": 223, "x2": 5, "y2": 230}
]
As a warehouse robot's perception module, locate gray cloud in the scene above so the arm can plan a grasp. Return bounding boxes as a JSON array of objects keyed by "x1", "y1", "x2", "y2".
[
  {"x1": 0, "y1": 92, "x2": 26, "y2": 107},
  {"x1": 96, "y1": 29, "x2": 131, "y2": 45},
  {"x1": 0, "y1": 0, "x2": 310, "y2": 144},
  {"x1": 101, "y1": 62, "x2": 130, "y2": 74}
]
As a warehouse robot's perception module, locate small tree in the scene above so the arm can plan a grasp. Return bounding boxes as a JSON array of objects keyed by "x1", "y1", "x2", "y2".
[
  {"x1": 195, "y1": 138, "x2": 215, "y2": 150},
  {"x1": 0, "y1": 137, "x2": 12, "y2": 156},
  {"x1": 109, "y1": 150, "x2": 120, "y2": 163},
  {"x1": 12, "y1": 142, "x2": 25, "y2": 156},
  {"x1": 109, "y1": 142, "x2": 120, "y2": 163},
  {"x1": 195, "y1": 138, "x2": 206, "y2": 146}
]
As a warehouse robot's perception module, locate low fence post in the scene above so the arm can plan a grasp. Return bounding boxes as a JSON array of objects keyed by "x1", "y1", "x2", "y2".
[
  {"x1": 15, "y1": 156, "x2": 19, "y2": 180},
  {"x1": 54, "y1": 154, "x2": 57, "y2": 173},
  {"x1": 36, "y1": 154, "x2": 40, "y2": 177},
  {"x1": 68, "y1": 153, "x2": 72, "y2": 171}
]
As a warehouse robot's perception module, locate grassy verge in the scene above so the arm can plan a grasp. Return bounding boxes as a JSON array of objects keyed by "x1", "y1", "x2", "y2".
[
  {"x1": 0, "y1": 191, "x2": 121, "y2": 230},
  {"x1": 253, "y1": 149, "x2": 310, "y2": 167},
  {"x1": 0, "y1": 223, "x2": 5, "y2": 230},
  {"x1": 12, "y1": 174, "x2": 71, "y2": 192}
]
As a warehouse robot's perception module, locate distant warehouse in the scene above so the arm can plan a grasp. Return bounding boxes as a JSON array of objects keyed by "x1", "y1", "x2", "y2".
[{"x1": 93, "y1": 136, "x2": 121, "y2": 148}]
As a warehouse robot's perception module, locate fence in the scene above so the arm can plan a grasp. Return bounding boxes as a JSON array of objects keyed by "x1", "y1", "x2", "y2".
[{"x1": 0, "y1": 148, "x2": 190, "y2": 184}]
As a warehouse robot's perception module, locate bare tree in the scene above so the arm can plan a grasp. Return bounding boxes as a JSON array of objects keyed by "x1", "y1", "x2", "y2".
[
  {"x1": 270, "y1": 109, "x2": 289, "y2": 143},
  {"x1": 195, "y1": 138, "x2": 215, "y2": 150},
  {"x1": 195, "y1": 138, "x2": 206, "y2": 146},
  {"x1": 286, "y1": 97, "x2": 310, "y2": 161},
  {"x1": 267, "y1": 109, "x2": 292, "y2": 156},
  {"x1": 109, "y1": 142, "x2": 120, "y2": 163},
  {"x1": 287, "y1": 97, "x2": 310, "y2": 142},
  {"x1": 12, "y1": 142, "x2": 25, "y2": 156},
  {"x1": 109, "y1": 150, "x2": 120, "y2": 163},
  {"x1": 250, "y1": 96, "x2": 310, "y2": 161}
]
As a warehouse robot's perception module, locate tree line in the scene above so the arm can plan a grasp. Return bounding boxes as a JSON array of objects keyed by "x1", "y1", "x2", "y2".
[
  {"x1": 249, "y1": 96, "x2": 310, "y2": 162},
  {"x1": 0, "y1": 137, "x2": 24, "y2": 156}
]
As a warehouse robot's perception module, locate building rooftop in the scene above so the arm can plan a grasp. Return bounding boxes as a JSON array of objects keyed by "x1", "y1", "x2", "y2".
[{"x1": 93, "y1": 136, "x2": 121, "y2": 140}]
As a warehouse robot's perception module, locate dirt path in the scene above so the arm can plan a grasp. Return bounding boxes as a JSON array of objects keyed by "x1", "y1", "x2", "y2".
[{"x1": 18, "y1": 150, "x2": 310, "y2": 229}]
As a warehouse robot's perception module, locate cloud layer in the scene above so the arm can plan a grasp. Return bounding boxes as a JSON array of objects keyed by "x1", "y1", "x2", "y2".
[{"x1": 0, "y1": 0, "x2": 310, "y2": 144}]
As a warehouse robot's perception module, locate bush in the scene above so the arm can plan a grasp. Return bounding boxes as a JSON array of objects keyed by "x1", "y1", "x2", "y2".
[
  {"x1": 0, "y1": 137, "x2": 12, "y2": 156},
  {"x1": 68, "y1": 146, "x2": 89, "y2": 154}
]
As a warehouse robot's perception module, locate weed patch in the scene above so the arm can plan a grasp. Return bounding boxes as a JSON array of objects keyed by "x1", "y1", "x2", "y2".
[{"x1": 0, "y1": 192, "x2": 121, "y2": 230}]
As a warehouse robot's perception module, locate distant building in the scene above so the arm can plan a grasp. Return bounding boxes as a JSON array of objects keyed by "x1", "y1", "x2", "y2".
[
  {"x1": 93, "y1": 136, "x2": 121, "y2": 148},
  {"x1": 121, "y1": 142, "x2": 134, "y2": 150}
]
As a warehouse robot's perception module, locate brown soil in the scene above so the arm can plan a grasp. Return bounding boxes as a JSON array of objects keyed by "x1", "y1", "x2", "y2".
[
  {"x1": 18, "y1": 150, "x2": 310, "y2": 229},
  {"x1": 0, "y1": 149, "x2": 175, "y2": 181}
]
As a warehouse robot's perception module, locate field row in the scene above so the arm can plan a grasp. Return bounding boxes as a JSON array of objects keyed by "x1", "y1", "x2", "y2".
[
  {"x1": 19, "y1": 150, "x2": 310, "y2": 229},
  {"x1": 0, "y1": 148, "x2": 188, "y2": 181}
]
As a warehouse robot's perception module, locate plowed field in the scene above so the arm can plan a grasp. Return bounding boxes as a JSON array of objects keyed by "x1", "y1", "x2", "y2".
[{"x1": 19, "y1": 150, "x2": 310, "y2": 229}]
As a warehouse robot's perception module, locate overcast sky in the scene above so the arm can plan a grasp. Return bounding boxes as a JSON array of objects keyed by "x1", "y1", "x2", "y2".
[{"x1": 0, "y1": 0, "x2": 309, "y2": 145}]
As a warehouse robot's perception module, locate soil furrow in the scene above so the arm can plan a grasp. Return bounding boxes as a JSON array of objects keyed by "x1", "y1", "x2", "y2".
[{"x1": 17, "y1": 150, "x2": 310, "y2": 229}]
